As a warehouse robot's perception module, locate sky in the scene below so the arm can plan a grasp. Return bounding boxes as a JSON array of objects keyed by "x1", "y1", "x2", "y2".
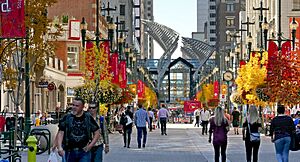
[{"x1": 153, "y1": 0, "x2": 197, "y2": 59}]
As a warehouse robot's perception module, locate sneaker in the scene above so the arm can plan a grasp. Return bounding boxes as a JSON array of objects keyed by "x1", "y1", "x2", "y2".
[
  {"x1": 142, "y1": 144, "x2": 145, "y2": 148},
  {"x1": 127, "y1": 146, "x2": 130, "y2": 148},
  {"x1": 124, "y1": 145, "x2": 126, "y2": 148},
  {"x1": 164, "y1": 133, "x2": 167, "y2": 135}
]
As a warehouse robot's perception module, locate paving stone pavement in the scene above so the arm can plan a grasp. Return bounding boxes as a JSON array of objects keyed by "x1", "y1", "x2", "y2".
[{"x1": 20, "y1": 123, "x2": 300, "y2": 162}]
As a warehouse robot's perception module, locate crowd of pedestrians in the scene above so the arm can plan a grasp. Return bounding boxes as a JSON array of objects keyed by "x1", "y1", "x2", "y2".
[{"x1": 50, "y1": 97, "x2": 300, "y2": 162}]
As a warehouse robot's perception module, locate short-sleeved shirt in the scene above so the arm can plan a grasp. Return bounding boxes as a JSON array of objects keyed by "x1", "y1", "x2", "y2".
[{"x1": 59, "y1": 112, "x2": 99, "y2": 150}]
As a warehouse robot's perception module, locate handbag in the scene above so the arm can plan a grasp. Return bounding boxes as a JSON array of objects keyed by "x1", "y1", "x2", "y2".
[
  {"x1": 47, "y1": 151, "x2": 61, "y2": 162},
  {"x1": 248, "y1": 120, "x2": 260, "y2": 142}
]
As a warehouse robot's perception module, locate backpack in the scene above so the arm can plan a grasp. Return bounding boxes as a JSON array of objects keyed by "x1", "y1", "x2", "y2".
[{"x1": 64, "y1": 112, "x2": 91, "y2": 146}]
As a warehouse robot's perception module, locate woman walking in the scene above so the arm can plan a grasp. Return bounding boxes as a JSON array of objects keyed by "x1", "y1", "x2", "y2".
[
  {"x1": 208, "y1": 107, "x2": 229, "y2": 162},
  {"x1": 270, "y1": 105, "x2": 295, "y2": 162},
  {"x1": 242, "y1": 105, "x2": 262, "y2": 162}
]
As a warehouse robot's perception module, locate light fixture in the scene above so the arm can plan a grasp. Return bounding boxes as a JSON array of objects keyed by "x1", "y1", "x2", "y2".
[{"x1": 290, "y1": 17, "x2": 298, "y2": 50}]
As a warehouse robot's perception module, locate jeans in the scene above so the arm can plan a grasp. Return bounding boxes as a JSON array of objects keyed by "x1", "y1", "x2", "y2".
[
  {"x1": 245, "y1": 140, "x2": 260, "y2": 162},
  {"x1": 274, "y1": 136, "x2": 291, "y2": 162},
  {"x1": 91, "y1": 144, "x2": 103, "y2": 162},
  {"x1": 123, "y1": 127, "x2": 132, "y2": 147},
  {"x1": 149, "y1": 117, "x2": 153, "y2": 131},
  {"x1": 160, "y1": 117, "x2": 167, "y2": 135},
  {"x1": 213, "y1": 142, "x2": 227, "y2": 162},
  {"x1": 65, "y1": 149, "x2": 91, "y2": 162},
  {"x1": 137, "y1": 127, "x2": 147, "y2": 148},
  {"x1": 202, "y1": 120, "x2": 209, "y2": 135},
  {"x1": 195, "y1": 116, "x2": 200, "y2": 127}
]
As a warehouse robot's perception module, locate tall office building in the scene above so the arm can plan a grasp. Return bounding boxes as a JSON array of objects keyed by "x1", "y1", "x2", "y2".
[{"x1": 195, "y1": 0, "x2": 216, "y2": 46}]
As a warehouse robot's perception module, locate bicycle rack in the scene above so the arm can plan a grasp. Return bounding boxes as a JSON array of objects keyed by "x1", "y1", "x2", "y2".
[{"x1": 30, "y1": 128, "x2": 51, "y2": 155}]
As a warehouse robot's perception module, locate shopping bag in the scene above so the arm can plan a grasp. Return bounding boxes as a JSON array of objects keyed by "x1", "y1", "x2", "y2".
[{"x1": 47, "y1": 151, "x2": 60, "y2": 162}]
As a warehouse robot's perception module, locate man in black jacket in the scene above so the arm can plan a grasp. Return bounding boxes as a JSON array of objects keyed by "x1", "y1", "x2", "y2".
[{"x1": 120, "y1": 106, "x2": 134, "y2": 148}]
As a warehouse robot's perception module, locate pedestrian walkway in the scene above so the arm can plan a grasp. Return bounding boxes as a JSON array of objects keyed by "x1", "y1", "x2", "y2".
[{"x1": 22, "y1": 123, "x2": 300, "y2": 162}]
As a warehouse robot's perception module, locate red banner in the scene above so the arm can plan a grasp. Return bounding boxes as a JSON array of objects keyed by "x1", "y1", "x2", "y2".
[
  {"x1": 137, "y1": 80, "x2": 144, "y2": 98},
  {"x1": 119, "y1": 60, "x2": 127, "y2": 88},
  {"x1": 100, "y1": 41, "x2": 110, "y2": 80},
  {"x1": 240, "y1": 60, "x2": 246, "y2": 67},
  {"x1": 183, "y1": 101, "x2": 201, "y2": 113},
  {"x1": 0, "y1": 0, "x2": 26, "y2": 38},
  {"x1": 281, "y1": 41, "x2": 291, "y2": 58},
  {"x1": 213, "y1": 81, "x2": 219, "y2": 99},
  {"x1": 110, "y1": 52, "x2": 119, "y2": 84},
  {"x1": 85, "y1": 41, "x2": 95, "y2": 79}
]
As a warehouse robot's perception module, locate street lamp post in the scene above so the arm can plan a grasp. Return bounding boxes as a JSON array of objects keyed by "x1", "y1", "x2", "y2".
[{"x1": 253, "y1": 0, "x2": 269, "y2": 50}]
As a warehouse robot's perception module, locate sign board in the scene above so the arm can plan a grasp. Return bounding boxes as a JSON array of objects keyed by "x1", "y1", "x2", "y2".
[
  {"x1": 37, "y1": 81, "x2": 48, "y2": 88},
  {"x1": 47, "y1": 82, "x2": 55, "y2": 91},
  {"x1": 69, "y1": 20, "x2": 80, "y2": 40}
]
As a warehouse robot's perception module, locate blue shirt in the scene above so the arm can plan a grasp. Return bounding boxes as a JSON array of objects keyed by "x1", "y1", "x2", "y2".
[{"x1": 134, "y1": 108, "x2": 150, "y2": 127}]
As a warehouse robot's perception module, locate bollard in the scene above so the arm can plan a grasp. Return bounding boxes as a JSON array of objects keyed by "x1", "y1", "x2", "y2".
[{"x1": 26, "y1": 136, "x2": 37, "y2": 162}]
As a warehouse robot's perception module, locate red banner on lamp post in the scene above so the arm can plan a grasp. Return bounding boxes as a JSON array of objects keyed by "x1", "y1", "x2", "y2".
[
  {"x1": 100, "y1": 41, "x2": 110, "y2": 80},
  {"x1": 85, "y1": 41, "x2": 95, "y2": 80},
  {"x1": 110, "y1": 52, "x2": 119, "y2": 84},
  {"x1": 0, "y1": 0, "x2": 26, "y2": 38},
  {"x1": 119, "y1": 60, "x2": 127, "y2": 88},
  {"x1": 137, "y1": 80, "x2": 144, "y2": 98},
  {"x1": 213, "y1": 81, "x2": 219, "y2": 99}
]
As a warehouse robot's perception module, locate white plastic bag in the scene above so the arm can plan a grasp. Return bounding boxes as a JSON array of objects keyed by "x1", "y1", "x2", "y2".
[{"x1": 47, "y1": 151, "x2": 61, "y2": 162}]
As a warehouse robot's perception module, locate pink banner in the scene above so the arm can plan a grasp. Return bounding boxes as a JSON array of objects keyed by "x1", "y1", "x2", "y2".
[
  {"x1": 119, "y1": 60, "x2": 127, "y2": 88},
  {"x1": 110, "y1": 52, "x2": 119, "y2": 84},
  {"x1": 0, "y1": 0, "x2": 26, "y2": 38}
]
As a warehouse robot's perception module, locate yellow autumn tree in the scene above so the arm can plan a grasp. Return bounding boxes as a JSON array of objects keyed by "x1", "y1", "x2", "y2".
[{"x1": 235, "y1": 52, "x2": 268, "y2": 106}]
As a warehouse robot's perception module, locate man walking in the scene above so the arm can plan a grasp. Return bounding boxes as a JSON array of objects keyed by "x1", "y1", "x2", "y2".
[
  {"x1": 88, "y1": 102, "x2": 109, "y2": 162},
  {"x1": 158, "y1": 104, "x2": 169, "y2": 135},
  {"x1": 200, "y1": 107, "x2": 210, "y2": 135},
  {"x1": 148, "y1": 108, "x2": 154, "y2": 131},
  {"x1": 194, "y1": 108, "x2": 201, "y2": 127},
  {"x1": 55, "y1": 97, "x2": 100, "y2": 162},
  {"x1": 135, "y1": 104, "x2": 150, "y2": 148}
]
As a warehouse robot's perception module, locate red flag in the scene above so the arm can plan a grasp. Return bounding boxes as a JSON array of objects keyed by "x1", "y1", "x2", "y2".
[
  {"x1": 213, "y1": 81, "x2": 219, "y2": 99},
  {"x1": 119, "y1": 60, "x2": 127, "y2": 88},
  {"x1": 85, "y1": 41, "x2": 95, "y2": 79},
  {"x1": 110, "y1": 52, "x2": 119, "y2": 84},
  {"x1": 0, "y1": 0, "x2": 26, "y2": 38}
]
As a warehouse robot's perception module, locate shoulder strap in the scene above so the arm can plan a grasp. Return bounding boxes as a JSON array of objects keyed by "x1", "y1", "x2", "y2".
[
  {"x1": 84, "y1": 112, "x2": 91, "y2": 140},
  {"x1": 65, "y1": 114, "x2": 73, "y2": 146}
]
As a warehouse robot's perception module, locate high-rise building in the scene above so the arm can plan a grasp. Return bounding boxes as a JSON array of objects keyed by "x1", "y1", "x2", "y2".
[{"x1": 195, "y1": 0, "x2": 216, "y2": 46}]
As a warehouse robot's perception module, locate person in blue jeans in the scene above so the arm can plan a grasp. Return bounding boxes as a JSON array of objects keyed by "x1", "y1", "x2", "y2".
[
  {"x1": 270, "y1": 105, "x2": 295, "y2": 162},
  {"x1": 54, "y1": 97, "x2": 100, "y2": 162},
  {"x1": 134, "y1": 104, "x2": 150, "y2": 148}
]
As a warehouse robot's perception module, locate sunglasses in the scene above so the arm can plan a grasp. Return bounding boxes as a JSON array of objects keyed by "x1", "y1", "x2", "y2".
[{"x1": 89, "y1": 107, "x2": 97, "y2": 109}]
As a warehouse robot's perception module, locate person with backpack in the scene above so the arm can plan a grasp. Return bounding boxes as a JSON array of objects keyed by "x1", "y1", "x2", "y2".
[
  {"x1": 55, "y1": 97, "x2": 100, "y2": 162},
  {"x1": 120, "y1": 106, "x2": 134, "y2": 148},
  {"x1": 88, "y1": 102, "x2": 109, "y2": 162},
  {"x1": 242, "y1": 105, "x2": 262, "y2": 162}
]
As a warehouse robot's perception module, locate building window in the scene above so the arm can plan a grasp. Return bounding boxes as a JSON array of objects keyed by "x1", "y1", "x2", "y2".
[
  {"x1": 226, "y1": 18, "x2": 234, "y2": 26},
  {"x1": 210, "y1": 37, "x2": 216, "y2": 41},
  {"x1": 210, "y1": 21, "x2": 216, "y2": 25},
  {"x1": 226, "y1": 35, "x2": 231, "y2": 42},
  {"x1": 210, "y1": 29, "x2": 216, "y2": 33},
  {"x1": 120, "y1": 5, "x2": 125, "y2": 16},
  {"x1": 293, "y1": 0, "x2": 300, "y2": 10},
  {"x1": 210, "y1": 13, "x2": 216, "y2": 18},
  {"x1": 226, "y1": 4, "x2": 234, "y2": 12},
  {"x1": 67, "y1": 46, "x2": 79, "y2": 70},
  {"x1": 209, "y1": 5, "x2": 216, "y2": 10}
]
